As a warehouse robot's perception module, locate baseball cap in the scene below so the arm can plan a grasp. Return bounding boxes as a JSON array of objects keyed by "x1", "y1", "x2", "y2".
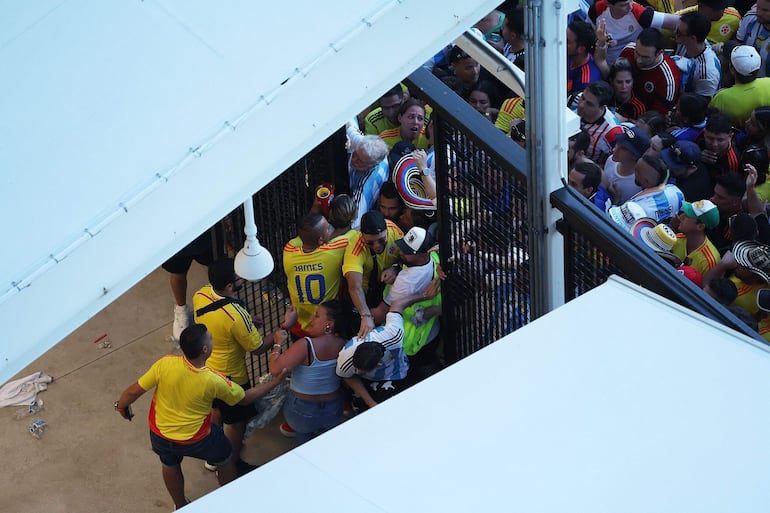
[
  {"x1": 731, "y1": 45, "x2": 761, "y2": 76},
  {"x1": 396, "y1": 226, "x2": 433, "y2": 255},
  {"x1": 615, "y1": 125, "x2": 650, "y2": 159},
  {"x1": 661, "y1": 141, "x2": 701, "y2": 171},
  {"x1": 450, "y1": 45, "x2": 473, "y2": 62},
  {"x1": 681, "y1": 200, "x2": 720, "y2": 229},
  {"x1": 733, "y1": 240, "x2": 770, "y2": 284},
  {"x1": 360, "y1": 210, "x2": 387, "y2": 235}
]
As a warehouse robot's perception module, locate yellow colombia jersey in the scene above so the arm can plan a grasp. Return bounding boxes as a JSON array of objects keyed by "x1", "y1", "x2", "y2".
[
  {"x1": 364, "y1": 108, "x2": 399, "y2": 136},
  {"x1": 138, "y1": 355, "x2": 245, "y2": 442},
  {"x1": 729, "y1": 276, "x2": 764, "y2": 316},
  {"x1": 379, "y1": 127, "x2": 430, "y2": 150},
  {"x1": 759, "y1": 316, "x2": 770, "y2": 342},
  {"x1": 193, "y1": 285, "x2": 263, "y2": 385},
  {"x1": 342, "y1": 220, "x2": 403, "y2": 292},
  {"x1": 672, "y1": 234, "x2": 721, "y2": 278},
  {"x1": 283, "y1": 236, "x2": 348, "y2": 332},
  {"x1": 646, "y1": 0, "x2": 677, "y2": 13},
  {"x1": 366, "y1": 103, "x2": 434, "y2": 136},
  {"x1": 662, "y1": 6, "x2": 741, "y2": 45},
  {"x1": 495, "y1": 97, "x2": 526, "y2": 137}
]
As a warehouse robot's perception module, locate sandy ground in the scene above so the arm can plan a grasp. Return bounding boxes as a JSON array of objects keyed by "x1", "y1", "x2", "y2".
[{"x1": 0, "y1": 265, "x2": 295, "y2": 513}]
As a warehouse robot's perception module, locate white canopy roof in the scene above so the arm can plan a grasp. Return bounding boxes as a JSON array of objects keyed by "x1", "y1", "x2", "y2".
[
  {"x1": 182, "y1": 277, "x2": 770, "y2": 512},
  {"x1": 0, "y1": 0, "x2": 498, "y2": 384}
]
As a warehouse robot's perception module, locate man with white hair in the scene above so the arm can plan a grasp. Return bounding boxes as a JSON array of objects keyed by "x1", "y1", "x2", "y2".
[{"x1": 346, "y1": 121, "x2": 390, "y2": 230}]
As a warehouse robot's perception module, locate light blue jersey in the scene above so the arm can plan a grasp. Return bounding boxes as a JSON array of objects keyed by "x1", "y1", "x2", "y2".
[
  {"x1": 349, "y1": 158, "x2": 389, "y2": 230},
  {"x1": 336, "y1": 312, "x2": 409, "y2": 381},
  {"x1": 737, "y1": 9, "x2": 770, "y2": 78}
]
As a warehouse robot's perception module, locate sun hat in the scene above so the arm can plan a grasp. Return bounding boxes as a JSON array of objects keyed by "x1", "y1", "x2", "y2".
[{"x1": 733, "y1": 240, "x2": 770, "y2": 284}]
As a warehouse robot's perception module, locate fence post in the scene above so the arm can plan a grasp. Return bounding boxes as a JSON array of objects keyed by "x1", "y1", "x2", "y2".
[{"x1": 525, "y1": 0, "x2": 571, "y2": 318}]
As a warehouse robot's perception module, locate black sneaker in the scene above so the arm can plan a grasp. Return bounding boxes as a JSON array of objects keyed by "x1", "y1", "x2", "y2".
[{"x1": 236, "y1": 459, "x2": 258, "y2": 476}]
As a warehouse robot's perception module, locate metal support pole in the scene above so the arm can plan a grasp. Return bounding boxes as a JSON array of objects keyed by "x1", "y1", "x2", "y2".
[{"x1": 525, "y1": 0, "x2": 573, "y2": 318}]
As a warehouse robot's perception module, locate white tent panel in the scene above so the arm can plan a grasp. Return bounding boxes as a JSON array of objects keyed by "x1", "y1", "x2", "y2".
[
  {"x1": 0, "y1": 0, "x2": 499, "y2": 383},
  {"x1": 182, "y1": 278, "x2": 770, "y2": 512}
]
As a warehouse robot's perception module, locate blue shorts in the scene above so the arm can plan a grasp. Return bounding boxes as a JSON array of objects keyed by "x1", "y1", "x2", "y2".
[{"x1": 149, "y1": 424, "x2": 232, "y2": 467}]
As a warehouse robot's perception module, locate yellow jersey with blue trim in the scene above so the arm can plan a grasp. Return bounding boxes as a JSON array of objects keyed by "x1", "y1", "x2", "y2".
[
  {"x1": 193, "y1": 285, "x2": 263, "y2": 385},
  {"x1": 283, "y1": 236, "x2": 348, "y2": 333}
]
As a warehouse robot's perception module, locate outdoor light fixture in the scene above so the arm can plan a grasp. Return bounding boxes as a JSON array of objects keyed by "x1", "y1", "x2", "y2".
[{"x1": 234, "y1": 198, "x2": 274, "y2": 281}]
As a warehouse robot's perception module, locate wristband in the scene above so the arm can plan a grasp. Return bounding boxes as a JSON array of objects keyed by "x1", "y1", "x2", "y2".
[{"x1": 361, "y1": 313, "x2": 373, "y2": 318}]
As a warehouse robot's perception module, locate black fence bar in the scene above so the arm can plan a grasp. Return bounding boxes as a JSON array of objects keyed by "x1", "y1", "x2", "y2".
[
  {"x1": 212, "y1": 61, "x2": 764, "y2": 385},
  {"x1": 225, "y1": 130, "x2": 347, "y2": 380},
  {"x1": 406, "y1": 67, "x2": 530, "y2": 362}
]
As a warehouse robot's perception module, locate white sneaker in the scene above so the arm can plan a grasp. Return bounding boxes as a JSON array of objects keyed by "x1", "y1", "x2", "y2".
[{"x1": 172, "y1": 304, "x2": 192, "y2": 341}]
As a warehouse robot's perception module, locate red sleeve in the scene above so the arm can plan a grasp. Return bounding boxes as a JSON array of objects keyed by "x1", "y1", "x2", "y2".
[
  {"x1": 606, "y1": 125, "x2": 624, "y2": 147},
  {"x1": 634, "y1": 4, "x2": 653, "y2": 26},
  {"x1": 620, "y1": 45, "x2": 635, "y2": 62}
]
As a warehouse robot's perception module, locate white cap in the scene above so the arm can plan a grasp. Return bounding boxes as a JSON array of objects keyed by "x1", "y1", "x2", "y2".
[
  {"x1": 731, "y1": 45, "x2": 761, "y2": 76},
  {"x1": 396, "y1": 227, "x2": 431, "y2": 255}
]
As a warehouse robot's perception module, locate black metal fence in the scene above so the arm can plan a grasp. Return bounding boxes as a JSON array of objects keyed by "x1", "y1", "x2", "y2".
[
  {"x1": 209, "y1": 130, "x2": 348, "y2": 378},
  {"x1": 405, "y1": 70, "x2": 531, "y2": 361},
  {"x1": 210, "y1": 63, "x2": 761, "y2": 386},
  {"x1": 551, "y1": 187, "x2": 761, "y2": 338}
]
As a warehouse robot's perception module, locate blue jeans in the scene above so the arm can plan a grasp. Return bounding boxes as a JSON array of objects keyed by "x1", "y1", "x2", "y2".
[{"x1": 283, "y1": 392, "x2": 342, "y2": 445}]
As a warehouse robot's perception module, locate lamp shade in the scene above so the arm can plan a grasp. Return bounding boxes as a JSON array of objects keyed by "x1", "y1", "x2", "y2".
[
  {"x1": 234, "y1": 198, "x2": 274, "y2": 281},
  {"x1": 234, "y1": 240, "x2": 274, "y2": 281}
]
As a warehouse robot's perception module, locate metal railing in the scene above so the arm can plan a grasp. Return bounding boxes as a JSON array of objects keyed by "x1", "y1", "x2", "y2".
[
  {"x1": 212, "y1": 130, "x2": 347, "y2": 379},
  {"x1": 216, "y1": 64, "x2": 762, "y2": 385},
  {"x1": 551, "y1": 187, "x2": 763, "y2": 339}
]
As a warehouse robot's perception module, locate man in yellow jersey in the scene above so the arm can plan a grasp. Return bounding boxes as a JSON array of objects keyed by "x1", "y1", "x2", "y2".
[
  {"x1": 672, "y1": 200, "x2": 722, "y2": 279},
  {"x1": 686, "y1": 0, "x2": 741, "y2": 44},
  {"x1": 192, "y1": 258, "x2": 268, "y2": 474},
  {"x1": 283, "y1": 212, "x2": 347, "y2": 337},
  {"x1": 364, "y1": 85, "x2": 405, "y2": 135},
  {"x1": 729, "y1": 240, "x2": 770, "y2": 315},
  {"x1": 343, "y1": 210, "x2": 403, "y2": 338},
  {"x1": 115, "y1": 324, "x2": 286, "y2": 510}
]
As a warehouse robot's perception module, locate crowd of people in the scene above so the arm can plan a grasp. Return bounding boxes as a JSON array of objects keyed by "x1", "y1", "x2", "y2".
[
  {"x1": 558, "y1": 0, "x2": 770, "y2": 344},
  {"x1": 113, "y1": 0, "x2": 770, "y2": 507}
]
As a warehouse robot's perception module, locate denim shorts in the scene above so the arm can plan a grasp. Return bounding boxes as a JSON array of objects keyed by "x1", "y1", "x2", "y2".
[
  {"x1": 282, "y1": 392, "x2": 342, "y2": 445},
  {"x1": 149, "y1": 424, "x2": 232, "y2": 467}
]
